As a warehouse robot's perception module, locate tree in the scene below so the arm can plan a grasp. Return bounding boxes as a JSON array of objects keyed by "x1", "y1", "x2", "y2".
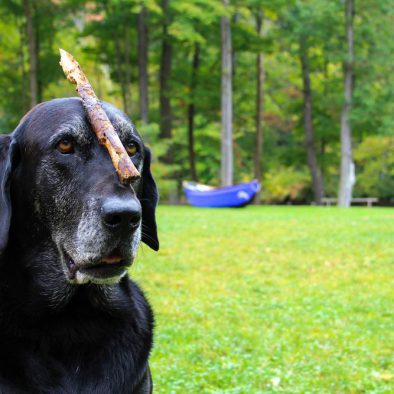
[
  {"x1": 82, "y1": 1, "x2": 135, "y2": 116},
  {"x1": 338, "y1": 0, "x2": 355, "y2": 207},
  {"x1": 187, "y1": 43, "x2": 200, "y2": 181},
  {"x1": 23, "y1": 0, "x2": 38, "y2": 108},
  {"x1": 161, "y1": 0, "x2": 223, "y2": 183},
  {"x1": 278, "y1": 1, "x2": 342, "y2": 203},
  {"x1": 0, "y1": 1, "x2": 29, "y2": 130},
  {"x1": 253, "y1": 8, "x2": 264, "y2": 203},
  {"x1": 111, "y1": 3, "x2": 132, "y2": 115},
  {"x1": 159, "y1": 0, "x2": 173, "y2": 139},
  {"x1": 221, "y1": 0, "x2": 233, "y2": 187},
  {"x1": 137, "y1": 5, "x2": 149, "y2": 124},
  {"x1": 299, "y1": 36, "x2": 324, "y2": 204}
]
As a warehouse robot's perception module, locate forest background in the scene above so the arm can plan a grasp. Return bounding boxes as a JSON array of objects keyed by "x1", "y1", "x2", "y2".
[{"x1": 0, "y1": 0, "x2": 393, "y2": 205}]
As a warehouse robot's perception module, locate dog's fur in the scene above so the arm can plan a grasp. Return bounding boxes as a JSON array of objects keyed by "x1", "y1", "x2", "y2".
[{"x1": 0, "y1": 98, "x2": 159, "y2": 393}]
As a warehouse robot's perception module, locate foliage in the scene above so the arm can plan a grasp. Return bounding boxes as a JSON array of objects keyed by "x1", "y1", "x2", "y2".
[
  {"x1": 0, "y1": 0, "x2": 393, "y2": 201},
  {"x1": 132, "y1": 205, "x2": 394, "y2": 392},
  {"x1": 263, "y1": 166, "x2": 310, "y2": 203},
  {"x1": 354, "y1": 136, "x2": 394, "y2": 201}
]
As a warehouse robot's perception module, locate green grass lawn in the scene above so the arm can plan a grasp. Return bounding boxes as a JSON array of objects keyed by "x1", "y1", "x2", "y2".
[{"x1": 130, "y1": 206, "x2": 394, "y2": 393}]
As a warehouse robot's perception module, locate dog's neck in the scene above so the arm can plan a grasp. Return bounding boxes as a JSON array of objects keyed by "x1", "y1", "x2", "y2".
[{"x1": 0, "y1": 252, "x2": 139, "y2": 347}]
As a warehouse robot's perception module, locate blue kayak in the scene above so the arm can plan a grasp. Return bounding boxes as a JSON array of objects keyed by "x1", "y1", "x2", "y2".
[{"x1": 183, "y1": 180, "x2": 260, "y2": 208}]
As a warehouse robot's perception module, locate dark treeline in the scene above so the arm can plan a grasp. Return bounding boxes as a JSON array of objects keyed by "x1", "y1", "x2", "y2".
[{"x1": 0, "y1": 0, "x2": 393, "y2": 204}]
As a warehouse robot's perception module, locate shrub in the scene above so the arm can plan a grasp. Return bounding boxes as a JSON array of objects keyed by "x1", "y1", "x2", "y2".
[
  {"x1": 262, "y1": 166, "x2": 311, "y2": 203},
  {"x1": 354, "y1": 135, "x2": 394, "y2": 200}
]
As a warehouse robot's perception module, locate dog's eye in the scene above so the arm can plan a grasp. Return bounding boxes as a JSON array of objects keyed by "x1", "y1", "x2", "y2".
[
  {"x1": 126, "y1": 142, "x2": 137, "y2": 156},
  {"x1": 57, "y1": 139, "x2": 74, "y2": 154}
]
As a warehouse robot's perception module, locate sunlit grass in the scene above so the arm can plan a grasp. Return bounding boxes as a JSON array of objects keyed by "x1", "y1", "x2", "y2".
[{"x1": 130, "y1": 206, "x2": 394, "y2": 393}]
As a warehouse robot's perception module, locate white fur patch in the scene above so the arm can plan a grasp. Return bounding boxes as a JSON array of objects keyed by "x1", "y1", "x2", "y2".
[{"x1": 73, "y1": 270, "x2": 128, "y2": 285}]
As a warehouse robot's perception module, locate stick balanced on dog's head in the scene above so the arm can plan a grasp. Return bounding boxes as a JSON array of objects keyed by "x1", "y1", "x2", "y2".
[{"x1": 59, "y1": 48, "x2": 140, "y2": 185}]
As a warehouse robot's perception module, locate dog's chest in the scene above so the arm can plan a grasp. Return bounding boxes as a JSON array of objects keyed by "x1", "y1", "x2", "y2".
[
  {"x1": 0, "y1": 328, "x2": 142, "y2": 393},
  {"x1": 0, "y1": 278, "x2": 153, "y2": 393}
]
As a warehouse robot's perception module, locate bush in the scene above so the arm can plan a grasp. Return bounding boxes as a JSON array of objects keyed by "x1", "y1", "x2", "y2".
[
  {"x1": 262, "y1": 166, "x2": 311, "y2": 203},
  {"x1": 354, "y1": 135, "x2": 394, "y2": 200}
]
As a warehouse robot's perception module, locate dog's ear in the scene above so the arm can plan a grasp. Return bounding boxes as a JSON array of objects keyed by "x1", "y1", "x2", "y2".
[
  {"x1": 0, "y1": 135, "x2": 18, "y2": 256},
  {"x1": 140, "y1": 146, "x2": 159, "y2": 251}
]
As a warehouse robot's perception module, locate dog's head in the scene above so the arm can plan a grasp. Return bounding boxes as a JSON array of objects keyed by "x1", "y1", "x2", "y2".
[{"x1": 0, "y1": 98, "x2": 158, "y2": 286}]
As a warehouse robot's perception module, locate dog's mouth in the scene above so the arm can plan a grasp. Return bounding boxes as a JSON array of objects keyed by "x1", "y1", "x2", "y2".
[{"x1": 62, "y1": 248, "x2": 130, "y2": 284}]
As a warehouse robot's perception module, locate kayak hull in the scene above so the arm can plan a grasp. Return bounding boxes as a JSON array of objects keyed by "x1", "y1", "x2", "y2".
[{"x1": 183, "y1": 180, "x2": 260, "y2": 208}]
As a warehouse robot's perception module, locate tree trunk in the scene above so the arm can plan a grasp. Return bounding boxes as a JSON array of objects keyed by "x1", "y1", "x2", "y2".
[
  {"x1": 221, "y1": 0, "x2": 233, "y2": 187},
  {"x1": 113, "y1": 27, "x2": 131, "y2": 116},
  {"x1": 338, "y1": 0, "x2": 355, "y2": 207},
  {"x1": 23, "y1": 0, "x2": 38, "y2": 108},
  {"x1": 159, "y1": 0, "x2": 172, "y2": 139},
  {"x1": 113, "y1": 29, "x2": 128, "y2": 115},
  {"x1": 138, "y1": 6, "x2": 149, "y2": 124},
  {"x1": 124, "y1": 21, "x2": 132, "y2": 115},
  {"x1": 19, "y1": 23, "x2": 29, "y2": 113},
  {"x1": 231, "y1": 11, "x2": 240, "y2": 79},
  {"x1": 104, "y1": 2, "x2": 131, "y2": 115},
  {"x1": 187, "y1": 44, "x2": 200, "y2": 182},
  {"x1": 254, "y1": 10, "x2": 264, "y2": 204},
  {"x1": 299, "y1": 38, "x2": 324, "y2": 204}
]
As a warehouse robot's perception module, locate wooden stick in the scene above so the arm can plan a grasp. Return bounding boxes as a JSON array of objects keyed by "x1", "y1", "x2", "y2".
[{"x1": 59, "y1": 48, "x2": 140, "y2": 184}]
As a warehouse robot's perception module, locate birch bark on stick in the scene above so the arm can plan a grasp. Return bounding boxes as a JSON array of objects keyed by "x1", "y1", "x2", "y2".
[{"x1": 59, "y1": 49, "x2": 140, "y2": 184}]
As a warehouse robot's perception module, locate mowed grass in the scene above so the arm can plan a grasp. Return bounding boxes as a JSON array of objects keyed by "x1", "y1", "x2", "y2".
[{"x1": 130, "y1": 206, "x2": 394, "y2": 393}]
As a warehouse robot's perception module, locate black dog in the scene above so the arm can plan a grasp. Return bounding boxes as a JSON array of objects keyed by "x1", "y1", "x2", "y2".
[{"x1": 0, "y1": 98, "x2": 159, "y2": 393}]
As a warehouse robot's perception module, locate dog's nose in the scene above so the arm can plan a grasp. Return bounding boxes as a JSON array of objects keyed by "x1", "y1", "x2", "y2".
[{"x1": 101, "y1": 198, "x2": 141, "y2": 231}]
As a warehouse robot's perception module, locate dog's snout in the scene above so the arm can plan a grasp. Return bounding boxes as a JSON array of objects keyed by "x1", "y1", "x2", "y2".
[{"x1": 101, "y1": 198, "x2": 141, "y2": 231}]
